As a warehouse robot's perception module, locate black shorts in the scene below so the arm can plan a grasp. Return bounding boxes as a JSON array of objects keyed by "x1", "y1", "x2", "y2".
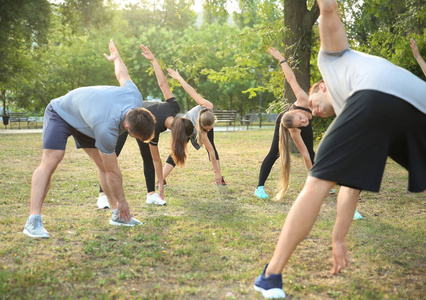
[
  {"x1": 42, "y1": 104, "x2": 97, "y2": 150},
  {"x1": 310, "y1": 90, "x2": 426, "y2": 193}
]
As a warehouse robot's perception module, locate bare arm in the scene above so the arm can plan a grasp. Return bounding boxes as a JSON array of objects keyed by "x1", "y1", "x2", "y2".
[
  {"x1": 201, "y1": 132, "x2": 222, "y2": 184},
  {"x1": 268, "y1": 47, "x2": 309, "y2": 104},
  {"x1": 140, "y1": 45, "x2": 174, "y2": 100},
  {"x1": 410, "y1": 38, "x2": 426, "y2": 77},
  {"x1": 317, "y1": 0, "x2": 349, "y2": 52},
  {"x1": 168, "y1": 68, "x2": 214, "y2": 110},
  {"x1": 331, "y1": 187, "x2": 360, "y2": 274},
  {"x1": 99, "y1": 152, "x2": 131, "y2": 221},
  {"x1": 289, "y1": 128, "x2": 313, "y2": 171},
  {"x1": 149, "y1": 144, "x2": 165, "y2": 200},
  {"x1": 103, "y1": 40, "x2": 131, "y2": 86}
]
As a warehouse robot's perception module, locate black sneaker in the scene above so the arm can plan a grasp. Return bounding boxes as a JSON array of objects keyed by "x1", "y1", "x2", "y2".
[
  {"x1": 254, "y1": 264, "x2": 286, "y2": 298},
  {"x1": 155, "y1": 180, "x2": 167, "y2": 189}
]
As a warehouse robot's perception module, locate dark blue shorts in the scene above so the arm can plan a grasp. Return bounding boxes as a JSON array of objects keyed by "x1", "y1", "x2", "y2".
[
  {"x1": 42, "y1": 104, "x2": 97, "y2": 150},
  {"x1": 310, "y1": 90, "x2": 426, "y2": 193}
]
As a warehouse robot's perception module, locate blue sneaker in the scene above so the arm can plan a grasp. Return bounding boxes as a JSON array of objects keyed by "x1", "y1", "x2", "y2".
[
  {"x1": 255, "y1": 186, "x2": 269, "y2": 199},
  {"x1": 254, "y1": 264, "x2": 286, "y2": 298},
  {"x1": 353, "y1": 210, "x2": 363, "y2": 220}
]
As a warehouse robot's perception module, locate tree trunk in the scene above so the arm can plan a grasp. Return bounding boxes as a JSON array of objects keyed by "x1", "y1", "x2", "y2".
[
  {"x1": 283, "y1": 1, "x2": 319, "y2": 103},
  {"x1": 2, "y1": 90, "x2": 6, "y2": 116}
]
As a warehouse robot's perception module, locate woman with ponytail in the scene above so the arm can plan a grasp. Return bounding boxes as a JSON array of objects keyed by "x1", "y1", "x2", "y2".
[
  {"x1": 159, "y1": 68, "x2": 226, "y2": 186},
  {"x1": 96, "y1": 45, "x2": 193, "y2": 207},
  {"x1": 254, "y1": 47, "x2": 317, "y2": 200}
]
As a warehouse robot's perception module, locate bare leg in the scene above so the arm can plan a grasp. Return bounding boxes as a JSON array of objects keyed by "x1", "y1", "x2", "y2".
[
  {"x1": 30, "y1": 149, "x2": 65, "y2": 215},
  {"x1": 84, "y1": 148, "x2": 117, "y2": 210},
  {"x1": 162, "y1": 162, "x2": 175, "y2": 180},
  {"x1": 266, "y1": 176, "x2": 335, "y2": 276}
]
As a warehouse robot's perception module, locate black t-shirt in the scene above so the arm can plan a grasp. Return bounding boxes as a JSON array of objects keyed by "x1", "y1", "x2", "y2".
[{"x1": 142, "y1": 97, "x2": 180, "y2": 145}]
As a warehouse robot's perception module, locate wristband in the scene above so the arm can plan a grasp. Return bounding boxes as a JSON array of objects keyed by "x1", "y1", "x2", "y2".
[{"x1": 280, "y1": 59, "x2": 286, "y2": 64}]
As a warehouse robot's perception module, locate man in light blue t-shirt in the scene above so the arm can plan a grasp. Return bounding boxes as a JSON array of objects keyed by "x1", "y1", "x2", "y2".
[{"x1": 23, "y1": 40, "x2": 156, "y2": 238}]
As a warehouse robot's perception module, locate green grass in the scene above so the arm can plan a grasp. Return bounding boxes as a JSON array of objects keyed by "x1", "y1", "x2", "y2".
[{"x1": 0, "y1": 129, "x2": 424, "y2": 299}]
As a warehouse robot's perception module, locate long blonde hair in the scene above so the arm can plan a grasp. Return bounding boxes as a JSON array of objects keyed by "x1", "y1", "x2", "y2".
[
  {"x1": 170, "y1": 117, "x2": 194, "y2": 167},
  {"x1": 196, "y1": 109, "x2": 216, "y2": 147},
  {"x1": 276, "y1": 111, "x2": 298, "y2": 200}
]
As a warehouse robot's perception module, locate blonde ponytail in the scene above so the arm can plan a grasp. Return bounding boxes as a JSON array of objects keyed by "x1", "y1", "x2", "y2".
[{"x1": 276, "y1": 113, "x2": 293, "y2": 200}]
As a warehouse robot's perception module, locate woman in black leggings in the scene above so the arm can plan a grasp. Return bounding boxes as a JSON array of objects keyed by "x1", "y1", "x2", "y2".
[
  {"x1": 254, "y1": 48, "x2": 317, "y2": 200},
  {"x1": 160, "y1": 68, "x2": 226, "y2": 186}
]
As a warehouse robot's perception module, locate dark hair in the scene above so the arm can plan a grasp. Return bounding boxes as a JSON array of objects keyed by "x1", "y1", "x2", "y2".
[
  {"x1": 126, "y1": 108, "x2": 156, "y2": 142},
  {"x1": 170, "y1": 117, "x2": 194, "y2": 167},
  {"x1": 196, "y1": 109, "x2": 216, "y2": 147},
  {"x1": 308, "y1": 79, "x2": 324, "y2": 96}
]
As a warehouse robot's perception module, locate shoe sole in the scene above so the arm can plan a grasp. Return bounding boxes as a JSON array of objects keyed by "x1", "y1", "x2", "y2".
[
  {"x1": 254, "y1": 192, "x2": 269, "y2": 199},
  {"x1": 146, "y1": 201, "x2": 167, "y2": 205},
  {"x1": 23, "y1": 229, "x2": 49, "y2": 238},
  {"x1": 109, "y1": 220, "x2": 142, "y2": 227},
  {"x1": 254, "y1": 285, "x2": 286, "y2": 298}
]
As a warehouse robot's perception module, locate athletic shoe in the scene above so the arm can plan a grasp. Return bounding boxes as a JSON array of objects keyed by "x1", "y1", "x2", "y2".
[
  {"x1": 109, "y1": 209, "x2": 142, "y2": 226},
  {"x1": 254, "y1": 264, "x2": 286, "y2": 299},
  {"x1": 215, "y1": 176, "x2": 227, "y2": 186},
  {"x1": 146, "y1": 193, "x2": 167, "y2": 205},
  {"x1": 353, "y1": 210, "x2": 363, "y2": 220},
  {"x1": 155, "y1": 180, "x2": 167, "y2": 189},
  {"x1": 329, "y1": 189, "x2": 335, "y2": 194},
  {"x1": 23, "y1": 215, "x2": 50, "y2": 238},
  {"x1": 254, "y1": 186, "x2": 269, "y2": 199},
  {"x1": 97, "y1": 195, "x2": 110, "y2": 209}
]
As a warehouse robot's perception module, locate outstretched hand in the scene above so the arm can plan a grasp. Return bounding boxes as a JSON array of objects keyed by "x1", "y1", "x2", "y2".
[
  {"x1": 141, "y1": 44, "x2": 156, "y2": 61},
  {"x1": 268, "y1": 47, "x2": 285, "y2": 62},
  {"x1": 167, "y1": 68, "x2": 181, "y2": 80},
  {"x1": 103, "y1": 39, "x2": 120, "y2": 62},
  {"x1": 331, "y1": 240, "x2": 348, "y2": 274},
  {"x1": 410, "y1": 38, "x2": 420, "y2": 58}
]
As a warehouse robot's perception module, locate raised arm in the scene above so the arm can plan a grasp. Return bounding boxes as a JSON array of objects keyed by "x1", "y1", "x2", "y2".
[
  {"x1": 168, "y1": 68, "x2": 214, "y2": 110},
  {"x1": 103, "y1": 40, "x2": 131, "y2": 86},
  {"x1": 269, "y1": 47, "x2": 308, "y2": 103},
  {"x1": 317, "y1": 0, "x2": 349, "y2": 52},
  {"x1": 410, "y1": 38, "x2": 426, "y2": 77},
  {"x1": 140, "y1": 45, "x2": 174, "y2": 100}
]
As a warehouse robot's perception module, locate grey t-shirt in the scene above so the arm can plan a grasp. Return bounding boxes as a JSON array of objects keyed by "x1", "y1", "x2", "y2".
[
  {"x1": 184, "y1": 105, "x2": 208, "y2": 150},
  {"x1": 50, "y1": 80, "x2": 143, "y2": 154},
  {"x1": 318, "y1": 48, "x2": 426, "y2": 115}
]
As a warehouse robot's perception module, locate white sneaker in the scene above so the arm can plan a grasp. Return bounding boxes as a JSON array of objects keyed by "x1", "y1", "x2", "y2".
[
  {"x1": 146, "y1": 193, "x2": 166, "y2": 205},
  {"x1": 97, "y1": 195, "x2": 110, "y2": 209}
]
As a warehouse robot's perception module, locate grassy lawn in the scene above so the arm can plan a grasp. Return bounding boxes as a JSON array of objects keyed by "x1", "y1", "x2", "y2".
[{"x1": 0, "y1": 129, "x2": 424, "y2": 299}]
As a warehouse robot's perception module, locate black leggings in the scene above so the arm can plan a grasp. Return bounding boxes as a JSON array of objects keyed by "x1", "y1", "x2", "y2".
[
  {"x1": 99, "y1": 131, "x2": 156, "y2": 194},
  {"x1": 257, "y1": 112, "x2": 315, "y2": 187},
  {"x1": 165, "y1": 128, "x2": 219, "y2": 166}
]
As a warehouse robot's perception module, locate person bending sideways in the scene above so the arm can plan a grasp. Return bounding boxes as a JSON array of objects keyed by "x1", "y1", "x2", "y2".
[
  {"x1": 23, "y1": 40, "x2": 155, "y2": 238},
  {"x1": 253, "y1": 0, "x2": 426, "y2": 298}
]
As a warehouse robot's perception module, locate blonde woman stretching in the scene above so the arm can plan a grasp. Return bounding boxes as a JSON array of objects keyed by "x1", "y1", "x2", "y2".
[
  {"x1": 255, "y1": 47, "x2": 318, "y2": 200},
  {"x1": 159, "y1": 68, "x2": 226, "y2": 186}
]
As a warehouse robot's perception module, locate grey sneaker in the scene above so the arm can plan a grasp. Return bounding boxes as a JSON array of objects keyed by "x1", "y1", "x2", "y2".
[
  {"x1": 23, "y1": 215, "x2": 50, "y2": 238},
  {"x1": 109, "y1": 209, "x2": 142, "y2": 226}
]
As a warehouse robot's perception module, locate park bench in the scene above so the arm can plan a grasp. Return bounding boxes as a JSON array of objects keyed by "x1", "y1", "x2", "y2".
[
  {"x1": 213, "y1": 110, "x2": 237, "y2": 131},
  {"x1": 8, "y1": 112, "x2": 32, "y2": 129},
  {"x1": 240, "y1": 114, "x2": 255, "y2": 129}
]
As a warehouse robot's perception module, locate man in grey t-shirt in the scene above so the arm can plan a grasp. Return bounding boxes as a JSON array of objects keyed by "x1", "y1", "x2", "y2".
[{"x1": 23, "y1": 40, "x2": 156, "y2": 238}]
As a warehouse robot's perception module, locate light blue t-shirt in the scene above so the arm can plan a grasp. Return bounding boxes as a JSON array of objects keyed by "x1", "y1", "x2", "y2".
[
  {"x1": 318, "y1": 48, "x2": 426, "y2": 115},
  {"x1": 50, "y1": 80, "x2": 143, "y2": 154}
]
